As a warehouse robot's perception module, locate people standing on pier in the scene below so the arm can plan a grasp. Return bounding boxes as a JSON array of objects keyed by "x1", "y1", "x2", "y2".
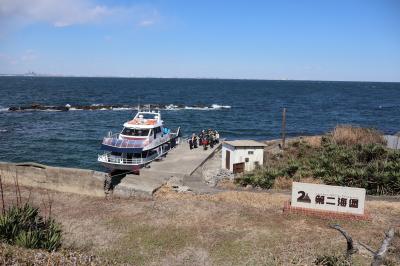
[
  {"x1": 191, "y1": 129, "x2": 220, "y2": 150},
  {"x1": 192, "y1": 133, "x2": 198, "y2": 148},
  {"x1": 188, "y1": 135, "x2": 193, "y2": 150},
  {"x1": 189, "y1": 133, "x2": 199, "y2": 150}
]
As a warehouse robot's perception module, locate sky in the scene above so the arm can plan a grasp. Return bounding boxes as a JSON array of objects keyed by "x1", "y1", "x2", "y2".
[{"x1": 0, "y1": 0, "x2": 399, "y2": 82}]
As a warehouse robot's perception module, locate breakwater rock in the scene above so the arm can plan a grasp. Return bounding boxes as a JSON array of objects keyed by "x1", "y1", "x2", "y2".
[
  {"x1": 9, "y1": 103, "x2": 70, "y2": 112},
  {"x1": 6, "y1": 103, "x2": 231, "y2": 112}
]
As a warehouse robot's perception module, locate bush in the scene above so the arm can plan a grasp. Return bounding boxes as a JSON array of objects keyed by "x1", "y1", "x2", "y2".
[
  {"x1": 235, "y1": 168, "x2": 281, "y2": 189},
  {"x1": 331, "y1": 125, "x2": 386, "y2": 146},
  {"x1": 309, "y1": 143, "x2": 400, "y2": 194},
  {"x1": 0, "y1": 204, "x2": 62, "y2": 251},
  {"x1": 236, "y1": 127, "x2": 400, "y2": 195}
]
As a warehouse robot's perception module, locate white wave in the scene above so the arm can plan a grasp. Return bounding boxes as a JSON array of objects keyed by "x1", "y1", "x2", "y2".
[
  {"x1": 40, "y1": 109, "x2": 63, "y2": 112},
  {"x1": 184, "y1": 106, "x2": 210, "y2": 110},
  {"x1": 183, "y1": 104, "x2": 231, "y2": 110},
  {"x1": 3, "y1": 103, "x2": 231, "y2": 112},
  {"x1": 112, "y1": 107, "x2": 134, "y2": 111},
  {"x1": 0, "y1": 129, "x2": 7, "y2": 133},
  {"x1": 165, "y1": 104, "x2": 179, "y2": 110},
  {"x1": 211, "y1": 104, "x2": 231, "y2": 109}
]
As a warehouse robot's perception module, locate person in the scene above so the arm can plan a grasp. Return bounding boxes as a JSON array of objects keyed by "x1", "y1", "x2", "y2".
[
  {"x1": 209, "y1": 133, "x2": 214, "y2": 148},
  {"x1": 191, "y1": 133, "x2": 198, "y2": 149},
  {"x1": 199, "y1": 130, "x2": 205, "y2": 146},
  {"x1": 215, "y1": 130, "x2": 220, "y2": 143},
  {"x1": 188, "y1": 135, "x2": 193, "y2": 150}
]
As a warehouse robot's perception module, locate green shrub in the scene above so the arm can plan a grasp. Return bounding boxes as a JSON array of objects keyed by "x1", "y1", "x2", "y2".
[
  {"x1": 0, "y1": 204, "x2": 62, "y2": 251},
  {"x1": 236, "y1": 132, "x2": 400, "y2": 195},
  {"x1": 235, "y1": 168, "x2": 281, "y2": 189}
]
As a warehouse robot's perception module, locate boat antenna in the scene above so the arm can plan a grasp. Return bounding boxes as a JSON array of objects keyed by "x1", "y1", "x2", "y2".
[{"x1": 129, "y1": 96, "x2": 140, "y2": 119}]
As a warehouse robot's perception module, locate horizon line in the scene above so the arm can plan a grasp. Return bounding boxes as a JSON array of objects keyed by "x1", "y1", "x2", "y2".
[{"x1": 0, "y1": 73, "x2": 399, "y2": 84}]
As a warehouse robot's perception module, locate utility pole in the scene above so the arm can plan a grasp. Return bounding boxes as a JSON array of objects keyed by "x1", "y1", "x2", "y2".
[{"x1": 281, "y1": 108, "x2": 286, "y2": 149}]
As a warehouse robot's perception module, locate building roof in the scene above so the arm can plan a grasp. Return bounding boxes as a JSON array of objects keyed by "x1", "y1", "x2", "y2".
[{"x1": 223, "y1": 140, "x2": 267, "y2": 148}]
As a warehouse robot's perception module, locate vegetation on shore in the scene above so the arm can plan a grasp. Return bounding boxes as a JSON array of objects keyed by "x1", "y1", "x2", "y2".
[
  {"x1": 0, "y1": 183, "x2": 398, "y2": 265},
  {"x1": 0, "y1": 177, "x2": 62, "y2": 252},
  {"x1": 236, "y1": 126, "x2": 400, "y2": 195},
  {"x1": 0, "y1": 204, "x2": 62, "y2": 251}
]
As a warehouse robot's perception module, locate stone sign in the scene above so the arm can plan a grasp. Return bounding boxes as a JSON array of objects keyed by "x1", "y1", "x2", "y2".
[{"x1": 291, "y1": 182, "x2": 366, "y2": 215}]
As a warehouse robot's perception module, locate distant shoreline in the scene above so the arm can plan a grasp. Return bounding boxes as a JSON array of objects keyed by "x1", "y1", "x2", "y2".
[{"x1": 0, "y1": 74, "x2": 399, "y2": 84}]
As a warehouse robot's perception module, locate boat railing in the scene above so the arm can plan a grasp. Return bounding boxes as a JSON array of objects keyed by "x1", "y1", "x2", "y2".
[
  {"x1": 98, "y1": 152, "x2": 159, "y2": 165},
  {"x1": 102, "y1": 127, "x2": 180, "y2": 150},
  {"x1": 102, "y1": 133, "x2": 148, "y2": 148}
]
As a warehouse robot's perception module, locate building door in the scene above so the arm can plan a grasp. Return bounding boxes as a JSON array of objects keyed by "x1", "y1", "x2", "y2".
[
  {"x1": 226, "y1": 150, "x2": 230, "y2": 170},
  {"x1": 233, "y1": 162, "x2": 245, "y2": 174}
]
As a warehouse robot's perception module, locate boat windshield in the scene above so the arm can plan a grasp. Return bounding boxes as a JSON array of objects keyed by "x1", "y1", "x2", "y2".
[
  {"x1": 121, "y1": 127, "x2": 150, "y2": 136},
  {"x1": 137, "y1": 113, "x2": 159, "y2": 120}
]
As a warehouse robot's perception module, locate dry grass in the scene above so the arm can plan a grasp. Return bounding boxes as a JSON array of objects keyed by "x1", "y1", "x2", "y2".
[
  {"x1": 0, "y1": 184, "x2": 399, "y2": 265},
  {"x1": 271, "y1": 176, "x2": 323, "y2": 191},
  {"x1": 302, "y1": 136, "x2": 322, "y2": 148},
  {"x1": 272, "y1": 176, "x2": 293, "y2": 190},
  {"x1": 216, "y1": 179, "x2": 239, "y2": 190},
  {"x1": 331, "y1": 125, "x2": 386, "y2": 146},
  {"x1": 0, "y1": 243, "x2": 109, "y2": 265},
  {"x1": 299, "y1": 177, "x2": 324, "y2": 185}
]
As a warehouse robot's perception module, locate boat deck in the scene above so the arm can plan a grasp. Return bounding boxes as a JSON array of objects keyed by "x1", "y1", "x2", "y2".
[{"x1": 112, "y1": 142, "x2": 220, "y2": 197}]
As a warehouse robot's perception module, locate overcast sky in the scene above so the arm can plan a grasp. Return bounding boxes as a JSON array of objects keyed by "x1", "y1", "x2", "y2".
[{"x1": 0, "y1": 0, "x2": 399, "y2": 81}]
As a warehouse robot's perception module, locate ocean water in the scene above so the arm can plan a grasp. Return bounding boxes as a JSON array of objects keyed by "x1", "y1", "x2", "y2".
[{"x1": 0, "y1": 77, "x2": 399, "y2": 171}]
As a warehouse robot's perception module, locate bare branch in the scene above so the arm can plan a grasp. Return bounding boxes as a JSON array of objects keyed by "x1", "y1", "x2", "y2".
[
  {"x1": 358, "y1": 241, "x2": 376, "y2": 255},
  {"x1": 371, "y1": 228, "x2": 395, "y2": 266},
  {"x1": 15, "y1": 168, "x2": 22, "y2": 203},
  {"x1": 0, "y1": 172, "x2": 5, "y2": 215},
  {"x1": 47, "y1": 191, "x2": 53, "y2": 219},
  {"x1": 14, "y1": 168, "x2": 19, "y2": 206},
  {"x1": 25, "y1": 188, "x2": 33, "y2": 205},
  {"x1": 329, "y1": 224, "x2": 358, "y2": 257}
]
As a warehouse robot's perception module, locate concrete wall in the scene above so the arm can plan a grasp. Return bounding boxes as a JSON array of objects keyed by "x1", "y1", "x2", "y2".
[
  {"x1": 0, "y1": 162, "x2": 106, "y2": 197},
  {"x1": 221, "y1": 145, "x2": 264, "y2": 172},
  {"x1": 385, "y1": 135, "x2": 400, "y2": 150}
]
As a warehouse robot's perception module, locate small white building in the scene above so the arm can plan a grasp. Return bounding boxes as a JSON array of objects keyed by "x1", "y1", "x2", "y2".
[{"x1": 221, "y1": 140, "x2": 267, "y2": 173}]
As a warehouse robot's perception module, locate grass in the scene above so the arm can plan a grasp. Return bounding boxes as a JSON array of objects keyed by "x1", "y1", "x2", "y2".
[
  {"x1": 236, "y1": 126, "x2": 400, "y2": 195},
  {"x1": 0, "y1": 184, "x2": 398, "y2": 265},
  {"x1": 101, "y1": 223, "x2": 194, "y2": 264},
  {"x1": 331, "y1": 125, "x2": 386, "y2": 146}
]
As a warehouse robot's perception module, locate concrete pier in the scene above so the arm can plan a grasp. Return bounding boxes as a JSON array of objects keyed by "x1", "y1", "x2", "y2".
[
  {"x1": 0, "y1": 142, "x2": 220, "y2": 199},
  {"x1": 113, "y1": 142, "x2": 220, "y2": 197}
]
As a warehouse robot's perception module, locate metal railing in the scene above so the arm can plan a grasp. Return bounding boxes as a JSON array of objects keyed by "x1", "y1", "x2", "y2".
[
  {"x1": 98, "y1": 152, "x2": 159, "y2": 165},
  {"x1": 102, "y1": 133, "x2": 148, "y2": 148},
  {"x1": 102, "y1": 129, "x2": 180, "y2": 150}
]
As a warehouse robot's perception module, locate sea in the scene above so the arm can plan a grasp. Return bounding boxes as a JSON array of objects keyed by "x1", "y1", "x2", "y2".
[{"x1": 0, "y1": 77, "x2": 399, "y2": 171}]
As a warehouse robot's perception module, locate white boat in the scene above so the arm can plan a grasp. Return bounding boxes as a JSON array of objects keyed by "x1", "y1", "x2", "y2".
[{"x1": 98, "y1": 110, "x2": 180, "y2": 171}]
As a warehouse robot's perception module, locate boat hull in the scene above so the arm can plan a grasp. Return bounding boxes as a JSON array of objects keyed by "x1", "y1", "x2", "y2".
[
  {"x1": 98, "y1": 136, "x2": 180, "y2": 172},
  {"x1": 100, "y1": 161, "x2": 143, "y2": 171}
]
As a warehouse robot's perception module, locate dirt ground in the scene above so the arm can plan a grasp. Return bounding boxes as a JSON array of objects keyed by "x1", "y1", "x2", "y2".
[{"x1": 1, "y1": 184, "x2": 399, "y2": 265}]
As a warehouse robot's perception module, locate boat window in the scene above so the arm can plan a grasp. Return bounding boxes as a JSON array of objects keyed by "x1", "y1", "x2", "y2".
[
  {"x1": 153, "y1": 127, "x2": 162, "y2": 138},
  {"x1": 137, "y1": 113, "x2": 158, "y2": 120},
  {"x1": 121, "y1": 127, "x2": 150, "y2": 136}
]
